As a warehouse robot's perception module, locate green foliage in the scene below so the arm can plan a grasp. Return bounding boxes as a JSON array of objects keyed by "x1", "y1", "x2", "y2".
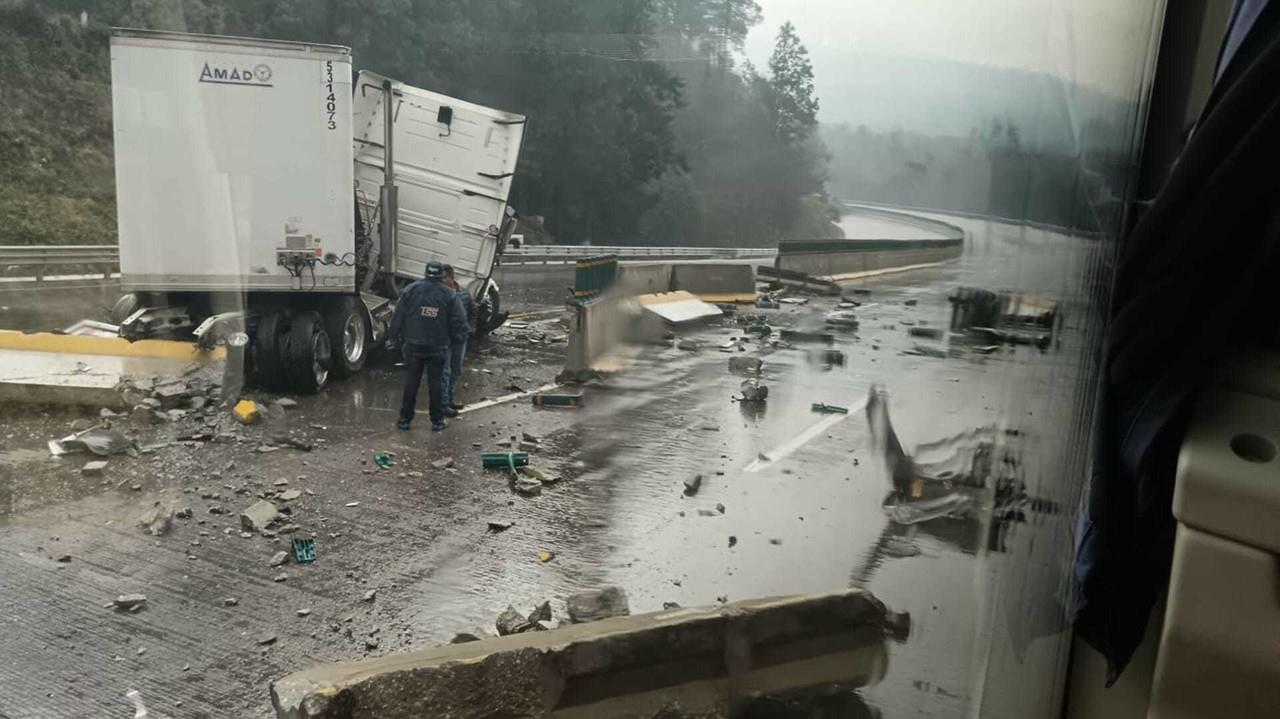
[
  {"x1": 1, "y1": 0, "x2": 837, "y2": 247},
  {"x1": 764, "y1": 21, "x2": 817, "y2": 145}
]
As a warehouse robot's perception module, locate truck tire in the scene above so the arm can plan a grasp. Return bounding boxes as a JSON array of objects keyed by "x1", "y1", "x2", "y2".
[
  {"x1": 254, "y1": 309, "x2": 291, "y2": 390},
  {"x1": 286, "y1": 310, "x2": 332, "y2": 393},
  {"x1": 109, "y1": 293, "x2": 141, "y2": 325},
  {"x1": 323, "y1": 297, "x2": 368, "y2": 377}
]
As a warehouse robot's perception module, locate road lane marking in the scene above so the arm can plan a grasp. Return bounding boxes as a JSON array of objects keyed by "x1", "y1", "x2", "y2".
[
  {"x1": 743, "y1": 395, "x2": 869, "y2": 473},
  {"x1": 459, "y1": 382, "x2": 564, "y2": 414}
]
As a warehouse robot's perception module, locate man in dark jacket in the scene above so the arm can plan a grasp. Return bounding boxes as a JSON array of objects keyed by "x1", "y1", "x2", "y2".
[
  {"x1": 441, "y1": 264, "x2": 477, "y2": 412},
  {"x1": 389, "y1": 261, "x2": 468, "y2": 432}
]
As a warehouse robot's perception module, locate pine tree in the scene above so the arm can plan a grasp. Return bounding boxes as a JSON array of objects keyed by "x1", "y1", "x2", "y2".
[{"x1": 766, "y1": 21, "x2": 818, "y2": 144}]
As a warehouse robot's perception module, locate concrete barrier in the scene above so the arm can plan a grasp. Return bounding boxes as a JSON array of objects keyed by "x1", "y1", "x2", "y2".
[
  {"x1": 669, "y1": 263, "x2": 756, "y2": 303},
  {"x1": 776, "y1": 241, "x2": 964, "y2": 282},
  {"x1": 271, "y1": 589, "x2": 902, "y2": 719},
  {"x1": 0, "y1": 331, "x2": 225, "y2": 408}
]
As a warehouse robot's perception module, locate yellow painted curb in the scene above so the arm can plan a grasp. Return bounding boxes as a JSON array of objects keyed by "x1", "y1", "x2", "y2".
[
  {"x1": 0, "y1": 331, "x2": 226, "y2": 360},
  {"x1": 696, "y1": 292, "x2": 758, "y2": 304},
  {"x1": 635, "y1": 290, "x2": 699, "y2": 306}
]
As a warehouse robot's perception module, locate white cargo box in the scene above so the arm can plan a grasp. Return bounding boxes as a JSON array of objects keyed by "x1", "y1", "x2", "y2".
[
  {"x1": 352, "y1": 71, "x2": 525, "y2": 286},
  {"x1": 110, "y1": 30, "x2": 355, "y2": 292}
]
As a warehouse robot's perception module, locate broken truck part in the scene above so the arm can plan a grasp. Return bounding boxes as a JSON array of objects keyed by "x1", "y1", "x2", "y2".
[
  {"x1": 270, "y1": 589, "x2": 905, "y2": 719},
  {"x1": 107, "y1": 30, "x2": 525, "y2": 393}
]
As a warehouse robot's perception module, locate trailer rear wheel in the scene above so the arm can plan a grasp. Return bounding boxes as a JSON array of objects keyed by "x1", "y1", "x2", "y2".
[
  {"x1": 254, "y1": 309, "x2": 290, "y2": 390},
  {"x1": 323, "y1": 297, "x2": 367, "y2": 377},
  {"x1": 109, "y1": 293, "x2": 141, "y2": 325},
  {"x1": 287, "y1": 310, "x2": 332, "y2": 392}
]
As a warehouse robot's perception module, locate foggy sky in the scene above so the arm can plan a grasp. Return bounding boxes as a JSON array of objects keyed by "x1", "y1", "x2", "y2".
[{"x1": 743, "y1": 0, "x2": 1164, "y2": 129}]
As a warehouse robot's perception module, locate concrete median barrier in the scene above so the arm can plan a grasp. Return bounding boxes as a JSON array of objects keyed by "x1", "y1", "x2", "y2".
[
  {"x1": 670, "y1": 263, "x2": 756, "y2": 303},
  {"x1": 776, "y1": 238, "x2": 964, "y2": 282},
  {"x1": 0, "y1": 330, "x2": 224, "y2": 407},
  {"x1": 271, "y1": 589, "x2": 903, "y2": 719}
]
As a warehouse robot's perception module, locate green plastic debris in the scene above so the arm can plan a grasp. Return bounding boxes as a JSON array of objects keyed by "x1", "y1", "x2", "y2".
[
  {"x1": 373, "y1": 452, "x2": 394, "y2": 468},
  {"x1": 532, "y1": 391, "x2": 584, "y2": 407},
  {"x1": 811, "y1": 402, "x2": 849, "y2": 414},
  {"x1": 292, "y1": 538, "x2": 316, "y2": 563},
  {"x1": 482, "y1": 452, "x2": 529, "y2": 471}
]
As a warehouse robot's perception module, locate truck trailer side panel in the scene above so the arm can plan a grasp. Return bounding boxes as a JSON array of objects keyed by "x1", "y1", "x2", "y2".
[
  {"x1": 110, "y1": 30, "x2": 355, "y2": 292},
  {"x1": 352, "y1": 71, "x2": 525, "y2": 285}
]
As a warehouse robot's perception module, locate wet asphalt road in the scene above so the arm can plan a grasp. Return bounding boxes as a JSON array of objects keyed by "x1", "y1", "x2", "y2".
[{"x1": 0, "y1": 212, "x2": 1100, "y2": 718}]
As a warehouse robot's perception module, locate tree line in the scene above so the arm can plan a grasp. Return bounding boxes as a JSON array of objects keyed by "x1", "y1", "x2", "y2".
[{"x1": 1, "y1": 0, "x2": 839, "y2": 247}]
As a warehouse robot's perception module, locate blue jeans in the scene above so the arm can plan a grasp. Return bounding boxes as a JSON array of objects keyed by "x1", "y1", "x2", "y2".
[
  {"x1": 399, "y1": 344, "x2": 447, "y2": 424},
  {"x1": 443, "y1": 338, "x2": 466, "y2": 406}
]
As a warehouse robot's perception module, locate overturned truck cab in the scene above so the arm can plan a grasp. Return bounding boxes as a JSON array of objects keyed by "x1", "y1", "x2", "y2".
[{"x1": 108, "y1": 29, "x2": 525, "y2": 392}]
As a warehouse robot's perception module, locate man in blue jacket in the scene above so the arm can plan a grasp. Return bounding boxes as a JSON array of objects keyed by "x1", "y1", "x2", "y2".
[{"x1": 389, "y1": 260, "x2": 469, "y2": 432}]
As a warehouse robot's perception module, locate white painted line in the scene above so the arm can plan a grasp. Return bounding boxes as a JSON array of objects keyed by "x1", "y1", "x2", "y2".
[
  {"x1": 458, "y1": 382, "x2": 564, "y2": 414},
  {"x1": 361, "y1": 382, "x2": 563, "y2": 414},
  {"x1": 822, "y1": 259, "x2": 957, "y2": 283},
  {"x1": 743, "y1": 395, "x2": 869, "y2": 473}
]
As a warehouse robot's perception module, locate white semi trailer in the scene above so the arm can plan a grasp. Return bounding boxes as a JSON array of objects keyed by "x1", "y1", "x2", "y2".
[{"x1": 108, "y1": 29, "x2": 525, "y2": 391}]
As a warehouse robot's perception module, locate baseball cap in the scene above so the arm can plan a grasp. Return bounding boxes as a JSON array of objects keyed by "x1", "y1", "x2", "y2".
[{"x1": 424, "y1": 261, "x2": 445, "y2": 278}]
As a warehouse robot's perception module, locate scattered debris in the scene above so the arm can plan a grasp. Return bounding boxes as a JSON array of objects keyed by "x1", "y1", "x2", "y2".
[
  {"x1": 538, "y1": 550, "x2": 555, "y2": 563},
  {"x1": 55, "y1": 555, "x2": 72, "y2": 563},
  {"x1": 268, "y1": 551, "x2": 289, "y2": 567},
  {"x1": 450, "y1": 633, "x2": 481, "y2": 644},
  {"x1": 738, "y1": 379, "x2": 769, "y2": 402},
  {"x1": 495, "y1": 606, "x2": 532, "y2": 636},
  {"x1": 905, "y1": 344, "x2": 948, "y2": 359},
  {"x1": 240, "y1": 500, "x2": 280, "y2": 533},
  {"x1": 778, "y1": 329, "x2": 834, "y2": 344},
  {"x1": 275, "y1": 398, "x2": 298, "y2": 409},
  {"x1": 113, "y1": 594, "x2": 147, "y2": 611},
  {"x1": 430, "y1": 457, "x2": 455, "y2": 470},
  {"x1": 908, "y1": 326, "x2": 944, "y2": 340},
  {"x1": 486, "y1": 519, "x2": 514, "y2": 532},
  {"x1": 567, "y1": 586, "x2": 630, "y2": 623},
  {"x1": 729, "y1": 536, "x2": 738, "y2": 548},
  {"x1": 974, "y1": 345, "x2": 1000, "y2": 354},
  {"x1": 258, "y1": 633, "x2": 278, "y2": 646},
  {"x1": 904, "y1": 299, "x2": 918, "y2": 306},
  {"x1": 273, "y1": 573, "x2": 288, "y2": 582},
  {"x1": 373, "y1": 452, "x2": 394, "y2": 468},
  {"x1": 716, "y1": 503, "x2": 726, "y2": 514},
  {"x1": 362, "y1": 590, "x2": 377, "y2": 603},
  {"x1": 224, "y1": 597, "x2": 238, "y2": 607},
  {"x1": 811, "y1": 402, "x2": 849, "y2": 414},
  {"x1": 727, "y1": 356, "x2": 763, "y2": 375},
  {"x1": 232, "y1": 399, "x2": 260, "y2": 425},
  {"x1": 296, "y1": 608, "x2": 311, "y2": 617},
  {"x1": 138, "y1": 505, "x2": 173, "y2": 536},
  {"x1": 824, "y1": 310, "x2": 859, "y2": 330},
  {"x1": 769, "y1": 538, "x2": 782, "y2": 546},
  {"x1": 528, "y1": 601, "x2": 552, "y2": 624},
  {"x1": 277, "y1": 489, "x2": 303, "y2": 502},
  {"x1": 532, "y1": 390, "x2": 585, "y2": 408},
  {"x1": 292, "y1": 538, "x2": 316, "y2": 563},
  {"x1": 50, "y1": 426, "x2": 133, "y2": 457},
  {"x1": 683, "y1": 474, "x2": 703, "y2": 496},
  {"x1": 82, "y1": 460, "x2": 109, "y2": 477}
]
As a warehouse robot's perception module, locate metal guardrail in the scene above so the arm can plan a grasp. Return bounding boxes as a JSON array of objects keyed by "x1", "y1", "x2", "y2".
[
  {"x1": 0, "y1": 245, "x2": 119, "y2": 281},
  {"x1": 0, "y1": 243, "x2": 775, "y2": 282},
  {"x1": 499, "y1": 245, "x2": 775, "y2": 265}
]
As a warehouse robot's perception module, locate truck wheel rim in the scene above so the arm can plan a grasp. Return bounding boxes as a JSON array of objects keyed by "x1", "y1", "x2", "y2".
[
  {"x1": 343, "y1": 313, "x2": 365, "y2": 364},
  {"x1": 314, "y1": 333, "x2": 331, "y2": 386}
]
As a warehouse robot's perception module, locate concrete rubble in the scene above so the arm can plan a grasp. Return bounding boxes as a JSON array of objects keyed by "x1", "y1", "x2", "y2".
[
  {"x1": 270, "y1": 589, "x2": 902, "y2": 719},
  {"x1": 241, "y1": 500, "x2": 281, "y2": 533},
  {"x1": 567, "y1": 586, "x2": 630, "y2": 623}
]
